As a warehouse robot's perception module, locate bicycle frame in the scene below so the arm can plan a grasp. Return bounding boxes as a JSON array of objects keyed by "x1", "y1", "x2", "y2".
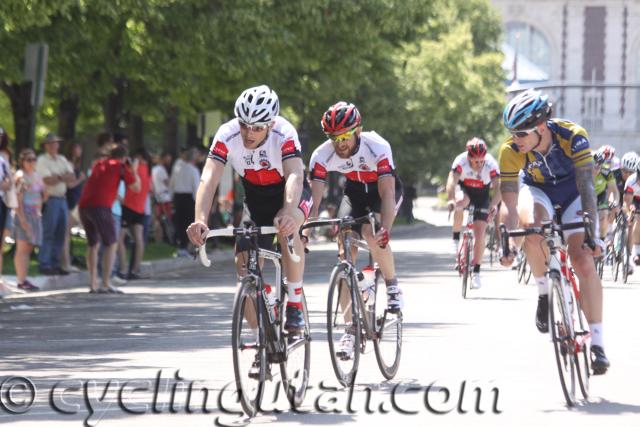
[{"x1": 456, "y1": 207, "x2": 475, "y2": 275}]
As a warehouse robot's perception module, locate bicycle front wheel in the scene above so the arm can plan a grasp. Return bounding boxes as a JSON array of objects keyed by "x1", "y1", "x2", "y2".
[
  {"x1": 572, "y1": 292, "x2": 590, "y2": 399},
  {"x1": 622, "y1": 245, "x2": 630, "y2": 284},
  {"x1": 231, "y1": 277, "x2": 265, "y2": 417},
  {"x1": 372, "y1": 268, "x2": 402, "y2": 379},
  {"x1": 281, "y1": 290, "x2": 311, "y2": 408},
  {"x1": 549, "y1": 272, "x2": 578, "y2": 406},
  {"x1": 461, "y1": 236, "x2": 472, "y2": 298},
  {"x1": 327, "y1": 264, "x2": 361, "y2": 387}
]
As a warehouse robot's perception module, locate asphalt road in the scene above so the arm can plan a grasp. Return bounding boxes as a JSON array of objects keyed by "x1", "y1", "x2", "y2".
[{"x1": 1, "y1": 201, "x2": 640, "y2": 427}]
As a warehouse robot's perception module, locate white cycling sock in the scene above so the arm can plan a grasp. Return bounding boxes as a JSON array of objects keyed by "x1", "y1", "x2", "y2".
[
  {"x1": 287, "y1": 280, "x2": 303, "y2": 307},
  {"x1": 589, "y1": 323, "x2": 604, "y2": 348},
  {"x1": 535, "y1": 276, "x2": 549, "y2": 295}
]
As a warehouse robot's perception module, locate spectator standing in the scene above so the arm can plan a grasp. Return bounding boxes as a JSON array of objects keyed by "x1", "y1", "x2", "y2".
[
  {"x1": 117, "y1": 147, "x2": 151, "y2": 279},
  {"x1": 170, "y1": 147, "x2": 200, "y2": 257},
  {"x1": 36, "y1": 133, "x2": 75, "y2": 275},
  {"x1": 62, "y1": 141, "x2": 86, "y2": 272},
  {"x1": 0, "y1": 129, "x2": 15, "y2": 296},
  {"x1": 151, "y1": 151, "x2": 173, "y2": 243},
  {"x1": 79, "y1": 144, "x2": 139, "y2": 293},
  {"x1": 13, "y1": 149, "x2": 46, "y2": 291}
]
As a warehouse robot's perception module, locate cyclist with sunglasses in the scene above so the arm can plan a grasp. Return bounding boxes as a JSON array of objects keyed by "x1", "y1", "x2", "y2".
[
  {"x1": 446, "y1": 138, "x2": 501, "y2": 290},
  {"x1": 308, "y1": 102, "x2": 404, "y2": 312},
  {"x1": 499, "y1": 88, "x2": 610, "y2": 374},
  {"x1": 187, "y1": 85, "x2": 311, "y2": 333}
]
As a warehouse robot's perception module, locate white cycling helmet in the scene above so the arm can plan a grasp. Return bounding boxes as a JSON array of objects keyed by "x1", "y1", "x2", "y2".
[
  {"x1": 621, "y1": 151, "x2": 639, "y2": 172},
  {"x1": 234, "y1": 85, "x2": 280, "y2": 124}
]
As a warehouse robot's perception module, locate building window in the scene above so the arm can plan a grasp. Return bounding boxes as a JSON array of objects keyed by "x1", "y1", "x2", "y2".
[{"x1": 505, "y1": 22, "x2": 551, "y2": 77}]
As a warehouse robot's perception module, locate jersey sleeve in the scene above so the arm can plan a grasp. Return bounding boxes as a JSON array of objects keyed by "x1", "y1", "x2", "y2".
[
  {"x1": 309, "y1": 146, "x2": 328, "y2": 182},
  {"x1": 451, "y1": 154, "x2": 463, "y2": 175},
  {"x1": 487, "y1": 154, "x2": 500, "y2": 178},
  {"x1": 373, "y1": 136, "x2": 395, "y2": 178},
  {"x1": 280, "y1": 123, "x2": 302, "y2": 161},
  {"x1": 498, "y1": 140, "x2": 525, "y2": 183},
  {"x1": 624, "y1": 175, "x2": 637, "y2": 195},
  {"x1": 569, "y1": 126, "x2": 592, "y2": 167}
]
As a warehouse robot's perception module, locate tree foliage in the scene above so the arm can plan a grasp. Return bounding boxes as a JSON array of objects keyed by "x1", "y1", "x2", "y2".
[{"x1": 0, "y1": 0, "x2": 505, "y2": 183}]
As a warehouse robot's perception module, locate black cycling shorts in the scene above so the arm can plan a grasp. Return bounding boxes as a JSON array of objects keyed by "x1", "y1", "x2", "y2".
[
  {"x1": 459, "y1": 183, "x2": 490, "y2": 222},
  {"x1": 337, "y1": 177, "x2": 403, "y2": 233},
  {"x1": 235, "y1": 179, "x2": 312, "y2": 253}
]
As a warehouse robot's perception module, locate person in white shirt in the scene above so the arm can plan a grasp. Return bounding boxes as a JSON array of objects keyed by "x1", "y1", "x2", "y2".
[
  {"x1": 151, "y1": 151, "x2": 173, "y2": 243},
  {"x1": 170, "y1": 147, "x2": 200, "y2": 256}
]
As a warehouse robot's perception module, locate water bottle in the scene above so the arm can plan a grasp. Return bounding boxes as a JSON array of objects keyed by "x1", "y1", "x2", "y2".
[
  {"x1": 262, "y1": 284, "x2": 278, "y2": 323},
  {"x1": 357, "y1": 265, "x2": 376, "y2": 307}
]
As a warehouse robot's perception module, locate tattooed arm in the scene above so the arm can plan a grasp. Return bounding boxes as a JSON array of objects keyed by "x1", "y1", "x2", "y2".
[{"x1": 575, "y1": 164, "x2": 597, "y2": 236}]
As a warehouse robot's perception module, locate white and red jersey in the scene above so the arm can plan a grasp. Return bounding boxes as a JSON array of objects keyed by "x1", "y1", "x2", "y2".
[
  {"x1": 624, "y1": 172, "x2": 640, "y2": 200},
  {"x1": 208, "y1": 116, "x2": 301, "y2": 187},
  {"x1": 309, "y1": 131, "x2": 395, "y2": 184},
  {"x1": 451, "y1": 152, "x2": 499, "y2": 190}
]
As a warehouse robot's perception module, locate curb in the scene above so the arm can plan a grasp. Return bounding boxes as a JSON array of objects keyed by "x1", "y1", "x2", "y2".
[{"x1": 1, "y1": 248, "x2": 236, "y2": 294}]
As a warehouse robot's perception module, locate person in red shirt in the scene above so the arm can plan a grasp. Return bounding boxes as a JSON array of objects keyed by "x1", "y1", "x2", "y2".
[
  {"x1": 117, "y1": 148, "x2": 151, "y2": 280},
  {"x1": 79, "y1": 144, "x2": 140, "y2": 293}
]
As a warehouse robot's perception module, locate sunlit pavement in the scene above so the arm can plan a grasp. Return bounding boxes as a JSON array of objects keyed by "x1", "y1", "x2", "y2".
[{"x1": 1, "y1": 197, "x2": 639, "y2": 426}]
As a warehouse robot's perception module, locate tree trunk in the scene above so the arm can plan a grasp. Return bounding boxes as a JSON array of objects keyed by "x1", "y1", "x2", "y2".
[
  {"x1": 103, "y1": 78, "x2": 127, "y2": 133},
  {"x1": 186, "y1": 120, "x2": 199, "y2": 148},
  {"x1": 130, "y1": 114, "x2": 144, "y2": 152},
  {"x1": 1, "y1": 81, "x2": 35, "y2": 154},
  {"x1": 58, "y1": 92, "x2": 79, "y2": 142},
  {"x1": 163, "y1": 106, "x2": 180, "y2": 158}
]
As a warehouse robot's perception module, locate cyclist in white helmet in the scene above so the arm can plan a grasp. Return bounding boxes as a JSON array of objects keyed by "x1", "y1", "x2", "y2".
[
  {"x1": 616, "y1": 152, "x2": 639, "y2": 274},
  {"x1": 187, "y1": 85, "x2": 311, "y2": 334}
]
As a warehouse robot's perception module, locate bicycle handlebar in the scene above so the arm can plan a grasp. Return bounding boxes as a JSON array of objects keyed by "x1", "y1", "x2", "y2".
[
  {"x1": 499, "y1": 213, "x2": 596, "y2": 260},
  {"x1": 198, "y1": 226, "x2": 299, "y2": 267},
  {"x1": 301, "y1": 213, "x2": 376, "y2": 233}
]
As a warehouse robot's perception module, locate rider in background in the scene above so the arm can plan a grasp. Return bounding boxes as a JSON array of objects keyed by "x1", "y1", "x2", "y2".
[
  {"x1": 622, "y1": 157, "x2": 640, "y2": 267},
  {"x1": 592, "y1": 151, "x2": 619, "y2": 245},
  {"x1": 446, "y1": 138, "x2": 501, "y2": 289},
  {"x1": 498, "y1": 88, "x2": 609, "y2": 374},
  {"x1": 616, "y1": 152, "x2": 639, "y2": 275}
]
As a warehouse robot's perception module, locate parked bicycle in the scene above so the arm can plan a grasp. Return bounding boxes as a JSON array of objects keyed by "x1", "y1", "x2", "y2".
[
  {"x1": 198, "y1": 223, "x2": 310, "y2": 417},
  {"x1": 302, "y1": 213, "x2": 402, "y2": 387},
  {"x1": 500, "y1": 214, "x2": 595, "y2": 406}
]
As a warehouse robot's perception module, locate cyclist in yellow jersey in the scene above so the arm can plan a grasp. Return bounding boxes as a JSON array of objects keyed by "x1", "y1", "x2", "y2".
[{"x1": 499, "y1": 88, "x2": 609, "y2": 374}]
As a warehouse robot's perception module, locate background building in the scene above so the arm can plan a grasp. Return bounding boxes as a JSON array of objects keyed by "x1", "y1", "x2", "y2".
[{"x1": 492, "y1": 0, "x2": 640, "y2": 152}]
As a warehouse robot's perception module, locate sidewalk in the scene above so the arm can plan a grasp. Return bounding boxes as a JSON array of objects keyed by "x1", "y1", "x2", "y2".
[{"x1": 0, "y1": 248, "x2": 236, "y2": 297}]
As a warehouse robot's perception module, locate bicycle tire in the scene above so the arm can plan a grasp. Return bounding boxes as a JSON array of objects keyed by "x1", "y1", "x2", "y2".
[
  {"x1": 231, "y1": 277, "x2": 265, "y2": 417},
  {"x1": 280, "y1": 290, "x2": 311, "y2": 408},
  {"x1": 372, "y1": 269, "x2": 402, "y2": 379},
  {"x1": 326, "y1": 264, "x2": 361, "y2": 387},
  {"x1": 622, "y1": 246, "x2": 630, "y2": 284},
  {"x1": 462, "y1": 236, "x2": 472, "y2": 298},
  {"x1": 572, "y1": 292, "x2": 590, "y2": 399},
  {"x1": 549, "y1": 271, "x2": 578, "y2": 406}
]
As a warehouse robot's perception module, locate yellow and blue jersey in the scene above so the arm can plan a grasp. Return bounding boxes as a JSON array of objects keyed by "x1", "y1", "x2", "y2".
[{"x1": 499, "y1": 119, "x2": 593, "y2": 207}]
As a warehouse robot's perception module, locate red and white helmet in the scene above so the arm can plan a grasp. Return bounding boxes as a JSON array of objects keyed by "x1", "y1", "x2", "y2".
[
  {"x1": 321, "y1": 102, "x2": 361, "y2": 135},
  {"x1": 598, "y1": 145, "x2": 616, "y2": 161},
  {"x1": 466, "y1": 137, "x2": 488, "y2": 158}
]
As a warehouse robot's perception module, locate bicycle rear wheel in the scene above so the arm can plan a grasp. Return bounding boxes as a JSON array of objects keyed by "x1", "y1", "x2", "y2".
[
  {"x1": 231, "y1": 277, "x2": 265, "y2": 417},
  {"x1": 281, "y1": 291, "x2": 311, "y2": 408},
  {"x1": 549, "y1": 272, "x2": 578, "y2": 406},
  {"x1": 372, "y1": 269, "x2": 402, "y2": 379},
  {"x1": 461, "y1": 236, "x2": 472, "y2": 298},
  {"x1": 622, "y1": 246, "x2": 630, "y2": 284},
  {"x1": 327, "y1": 264, "x2": 361, "y2": 387}
]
